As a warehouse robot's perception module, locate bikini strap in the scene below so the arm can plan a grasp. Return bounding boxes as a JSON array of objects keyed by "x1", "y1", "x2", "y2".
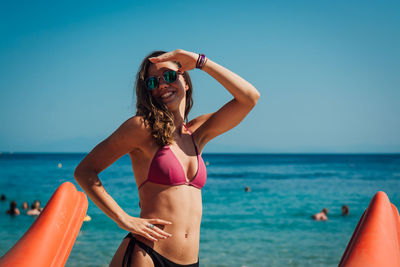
[
  {"x1": 122, "y1": 233, "x2": 136, "y2": 267},
  {"x1": 137, "y1": 180, "x2": 148, "y2": 190},
  {"x1": 183, "y1": 123, "x2": 192, "y2": 134},
  {"x1": 122, "y1": 234, "x2": 160, "y2": 267},
  {"x1": 183, "y1": 124, "x2": 199, "y2": 155}
]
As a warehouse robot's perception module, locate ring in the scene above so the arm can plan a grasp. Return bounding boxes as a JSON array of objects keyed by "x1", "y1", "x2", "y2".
[{"x1": 147, "y1": 223, "x2": 155, "y2": 229}]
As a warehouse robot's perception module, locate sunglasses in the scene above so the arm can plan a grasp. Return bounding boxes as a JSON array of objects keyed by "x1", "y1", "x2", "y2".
[{"x1": 145, "y1": 70, "x2": 180, "y2": 91}]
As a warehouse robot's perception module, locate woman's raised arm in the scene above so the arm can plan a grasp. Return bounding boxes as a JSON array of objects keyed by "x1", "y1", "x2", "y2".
[
  {"x1": 196, "y1": 58, "x2": 260, "y2": 146},
  {"x1": 149, "y1": 49, "x2": 260, "y2": 150}
]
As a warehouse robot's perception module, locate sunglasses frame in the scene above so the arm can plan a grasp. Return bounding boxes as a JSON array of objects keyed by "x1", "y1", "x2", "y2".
[{"x1": 145, "y1": 69, "x2": 181, "y2": 91}]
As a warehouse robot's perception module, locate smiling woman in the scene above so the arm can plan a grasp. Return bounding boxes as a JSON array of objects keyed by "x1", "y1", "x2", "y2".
[
  {"x1": 73, "y1": 49, "x2": 260, "y2": 267},
  {"x1": 135, "y1": 51, "x2": 194, "y2": 147}
]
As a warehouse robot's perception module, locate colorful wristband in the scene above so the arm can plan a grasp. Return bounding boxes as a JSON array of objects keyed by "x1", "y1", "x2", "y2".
[{"x1": 196, "y1": 54, "x2": 207, "y2": 69}]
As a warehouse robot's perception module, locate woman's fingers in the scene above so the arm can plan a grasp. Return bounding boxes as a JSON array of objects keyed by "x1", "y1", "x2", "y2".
[
  {"x1": 135, "y1": 218, "x2": 173, "y2": 242},
  {"x1": 143, "y1": 226, "x2": 171, "y2": 240},
  {"x1": 149, "y1": 50, "x2": 178, "y2": 63},
  {"x1": 149, "y1": 224, "x2": 173, "y2": 238},
  {"x1": 148, "y1": 49, "x2": 198, "y2": 72},
  {"x1": 148, "y1": 218, "x2": 172, "y2": 225},
  {"x1": 143, "y1": 232, "x2": 158, "y2": 242},
  {"x1": 145, "y1": 219, "x2": 172, "y2": 238}
]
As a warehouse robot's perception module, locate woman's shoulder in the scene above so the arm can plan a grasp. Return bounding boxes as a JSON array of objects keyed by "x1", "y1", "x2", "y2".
[
  {"x1": 121, "y1": 116, "x2": 148, "y2": 130},
  {"x1": 120, "y1": 116, "x2": 154, "y2": 132},
  {"x1": 115, "y1": 116, "x2": 156, "y2": 153},
  {"x1": 116, "y1": 116, "x2": 152, "y2": 142}
]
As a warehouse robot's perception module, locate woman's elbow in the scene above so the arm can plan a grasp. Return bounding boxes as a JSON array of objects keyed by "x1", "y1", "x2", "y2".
[
  {"x1": 73, "y1": 165, "x2": 84, "y2": 184},
  {"x1": 248, "y1": 88, "x2": 260, "y2": 107},
  {"x1": 73, "y1": 164, "x2": 90, "y2": 186},
  {"x1": 253, "y1": 89, "x2": 260, "y2": 104},
  {"x1": 74, "y1": 164, "x2": 100, "y2": 188}
]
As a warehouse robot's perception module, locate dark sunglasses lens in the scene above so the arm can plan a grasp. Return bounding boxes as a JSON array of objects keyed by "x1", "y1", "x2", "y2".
[
  {"x1": 146, "y1": 77, "x2": 158, "y2": 90},
  {"x1": 163, "y1": 70, "x2": 177, "y2": 84}
]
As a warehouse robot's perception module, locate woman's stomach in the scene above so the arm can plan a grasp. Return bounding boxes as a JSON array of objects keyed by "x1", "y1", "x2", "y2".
[{"x1": 136, "y1": 184, "x2": 202, "y2": 264}]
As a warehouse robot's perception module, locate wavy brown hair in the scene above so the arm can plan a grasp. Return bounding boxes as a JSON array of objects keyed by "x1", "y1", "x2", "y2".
[{"x1": 135, "y1": 51, "x2": 193, "y2": 146}]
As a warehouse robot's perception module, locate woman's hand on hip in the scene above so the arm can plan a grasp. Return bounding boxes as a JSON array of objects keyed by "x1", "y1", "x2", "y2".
[
  {"x1": 117, "y1": 214, "x2": 173, "y2": 242},
  {"x1": 149, "y1": 49, "x2": 199, "y2": 72}
]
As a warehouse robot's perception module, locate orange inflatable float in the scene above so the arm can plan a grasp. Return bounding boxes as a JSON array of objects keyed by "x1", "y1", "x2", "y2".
[
  {"x1": 339, "y1": 191, "x2": 400, "y2": 267},
  {"x1": 0, "y1": 182, "x2": 88, "y2": 267}
]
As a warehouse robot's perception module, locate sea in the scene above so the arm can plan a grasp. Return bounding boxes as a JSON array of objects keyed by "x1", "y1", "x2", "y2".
[{"x1": 0, "y1": 153, "x2": 399, "y2": 267}]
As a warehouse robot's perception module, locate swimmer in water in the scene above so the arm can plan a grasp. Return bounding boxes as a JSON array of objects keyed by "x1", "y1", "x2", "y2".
[
  {"x1": 21, "y1": 201, "x2": 29, "y2": 210},
  {"x1": 342, "y1": 205, "x2": 349, "y2": 216},
  {"x1": 6, "y1": 201, "x2": 20, "y2": 216},
  {"x1": 312, "y1": 208, "x2": 328, "y2": 221},
  {"x1": 27, "y1": 200, "x2": 42, "y2": 216}
]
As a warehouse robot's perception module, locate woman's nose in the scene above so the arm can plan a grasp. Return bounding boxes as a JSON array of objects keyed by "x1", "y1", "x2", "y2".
[{"x1": 158, "y1": 78, "x2": 168, "y2": 89}]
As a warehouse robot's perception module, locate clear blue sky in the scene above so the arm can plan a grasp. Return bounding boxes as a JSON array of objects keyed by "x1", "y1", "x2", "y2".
[{"x1": 1, "y1": 1, "x2": 399, "y2": 153}]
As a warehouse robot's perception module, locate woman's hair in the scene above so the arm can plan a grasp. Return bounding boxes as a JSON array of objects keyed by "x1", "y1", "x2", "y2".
[{"x1": 135, "y1": 51, "x2": 193, "y2": 146}]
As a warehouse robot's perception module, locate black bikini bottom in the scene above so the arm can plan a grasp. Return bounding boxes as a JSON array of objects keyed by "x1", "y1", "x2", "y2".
[{"x1": 122, "y1": 233, "x2": 199, "y2": 267}]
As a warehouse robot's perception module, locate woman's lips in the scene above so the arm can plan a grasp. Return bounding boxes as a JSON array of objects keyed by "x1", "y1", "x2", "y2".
[
  {"x1": 159, "y1": 90, "x2": 176, "y2": 102},
  {"x1": 161, "y1": 91, "x2": 174, "y2": 99}
]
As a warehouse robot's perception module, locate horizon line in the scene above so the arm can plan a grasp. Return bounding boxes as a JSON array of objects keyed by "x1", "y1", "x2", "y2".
[{"x1": 1, "y1": 151, "x2": 400, "y2": 155}]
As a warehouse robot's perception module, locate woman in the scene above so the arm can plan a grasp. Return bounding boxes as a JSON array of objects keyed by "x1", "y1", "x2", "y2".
[{"x1": 74, "y1": 49, "x2": 260, "y2": 266}]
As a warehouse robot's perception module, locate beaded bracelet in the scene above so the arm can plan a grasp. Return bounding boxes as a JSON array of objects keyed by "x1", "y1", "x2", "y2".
[{"x1": 196, "y1": 54, "x2": 207, "y2": 69}]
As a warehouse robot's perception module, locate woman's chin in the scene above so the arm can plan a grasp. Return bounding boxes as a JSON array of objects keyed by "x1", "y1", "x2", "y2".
[
  {"x1": 159, "y1": 91, "x2": 177, "y2": 103},
  {"x1": 159, "y1": 95, "x2": 182, "y2": 108},
  {"x1": 156, "y1": 92, "x2": 186, "y2": 114}
]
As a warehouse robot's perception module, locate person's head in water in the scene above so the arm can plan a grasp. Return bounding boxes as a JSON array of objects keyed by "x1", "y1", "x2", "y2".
[
  {"x1": 22, "y1": 201, "x2": 29, "y2": 210},
  {"x1": 342, "y1": 205, "x2": 349, "y2": 216},
  {"x1": 31, "y1": 200, "x2": 41, "y2": 210},
  {"x1": 7, "y1": 201, "x2": 20, "y2": 216},
  {"x1": 312, "y1": 208, "x2": 328, "y2": 221},
  {"x1": 1, "y1": 194, "x2": 6, "y2": 201},
  {"x1": 10, "y1": 201, "x2": 17, "y2": 210},
  {"x1": 135, "y1": 51, "x2": 193, "y2": 146}
]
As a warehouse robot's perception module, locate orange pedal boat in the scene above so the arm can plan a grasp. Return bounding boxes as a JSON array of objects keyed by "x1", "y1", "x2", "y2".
[
  {"x1": 339, "y1": 191, "x2": 400, "y2": 267},
  {"x1": 0, "y1": 182, "x2": 88, "y2": 267}
]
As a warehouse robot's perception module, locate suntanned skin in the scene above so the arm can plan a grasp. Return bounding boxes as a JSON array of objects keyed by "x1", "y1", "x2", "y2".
[{"x1": 74, "y1": 49, "x2": 260, "y2": 266}]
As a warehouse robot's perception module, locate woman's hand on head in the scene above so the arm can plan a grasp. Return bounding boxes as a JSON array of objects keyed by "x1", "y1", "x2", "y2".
[
  {"x1": 149, "y1": 49, "x2": 199, "y2": 72},
  {"x1": 117, "y1": 214, "x2": 173, "y2": 242}
]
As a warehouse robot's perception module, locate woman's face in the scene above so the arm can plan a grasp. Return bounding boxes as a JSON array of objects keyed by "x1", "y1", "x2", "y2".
[{"x1": 147, "y1": 61, "x2": 188, "y2": 111}]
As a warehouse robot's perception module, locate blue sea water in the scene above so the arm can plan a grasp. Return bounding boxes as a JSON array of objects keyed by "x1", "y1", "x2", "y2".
[{"x1": 0, "y1": 153, "x2": 399, "y2": 267}]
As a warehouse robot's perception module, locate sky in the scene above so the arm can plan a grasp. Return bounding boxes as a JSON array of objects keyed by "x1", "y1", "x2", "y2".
[{"x1": 0, "y1": 1, "x2": 399, "y2": 153}]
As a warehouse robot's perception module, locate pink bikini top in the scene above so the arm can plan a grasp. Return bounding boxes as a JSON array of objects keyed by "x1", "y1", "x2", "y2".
[{"x1": 137, "y1": 126, "x2": 207, "y2": 190}]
